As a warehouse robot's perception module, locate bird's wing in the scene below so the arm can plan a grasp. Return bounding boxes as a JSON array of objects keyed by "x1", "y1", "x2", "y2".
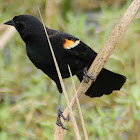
[{"x1": 50, "y1": 32, "x2": 97, "y2": 62}]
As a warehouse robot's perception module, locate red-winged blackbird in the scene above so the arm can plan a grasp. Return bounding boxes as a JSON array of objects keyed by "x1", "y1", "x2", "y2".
[{"x1": 4, "y1": 15, "x2": 126, "y2": 129}]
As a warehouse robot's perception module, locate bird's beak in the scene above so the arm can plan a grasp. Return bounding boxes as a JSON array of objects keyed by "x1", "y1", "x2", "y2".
[{"x1": 4, "y1": 19, "x2": 15, "y2": 26}]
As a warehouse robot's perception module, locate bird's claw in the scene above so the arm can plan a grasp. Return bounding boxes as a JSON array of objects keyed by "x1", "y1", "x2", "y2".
[
  {"x1": 56, "y1": 109, "x2": 69, "y2": 130},
  {"x1": 83, "y1": 67, "x2": 96, "y2": 83}
]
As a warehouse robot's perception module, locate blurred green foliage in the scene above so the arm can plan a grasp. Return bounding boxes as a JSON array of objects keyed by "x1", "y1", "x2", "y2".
[{"x1": 0, "y1": 0, "x2": 140, "y2": 139}]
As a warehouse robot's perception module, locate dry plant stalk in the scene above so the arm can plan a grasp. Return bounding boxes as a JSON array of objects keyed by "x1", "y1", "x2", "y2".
[
  {"x1": 37, "y1": 6, "x2": 81, "y2": 140},
  {"x1": 54, "y1": 0, "x2": 140, "y2": 139},
  {"x1": 68, "y1": 65, "x2": 89, "y2": 140},
  {"x1": 0, "y1": 27, "x2": 16, "y2": 51}
]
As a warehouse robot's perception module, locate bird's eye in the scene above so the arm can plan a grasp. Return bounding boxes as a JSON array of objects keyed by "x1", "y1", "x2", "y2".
[
  {"x1": 15, "y1": 21, "x2": 26, "y2": 29},
  {"x1": 18, "y1": 22, "x2": 25, "y2": 28}
]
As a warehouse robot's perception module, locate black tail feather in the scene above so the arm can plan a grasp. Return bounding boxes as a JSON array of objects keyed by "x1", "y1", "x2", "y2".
[{"x1": 77, "y1": 68, "x2": 126, "y2": 98}]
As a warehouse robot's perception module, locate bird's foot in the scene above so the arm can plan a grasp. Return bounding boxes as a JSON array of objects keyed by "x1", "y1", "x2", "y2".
[
  {"x1": 56, "y1": 108, "x2": 69, "y2": 130},
  {"x1": 83, "y1": 67, "x2": 96, "y2": 83}
]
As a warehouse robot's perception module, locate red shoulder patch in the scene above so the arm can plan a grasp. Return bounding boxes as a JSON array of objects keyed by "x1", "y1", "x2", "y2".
[{"x1": 63, "y1": 39, "x2": 80, "y2": 49}]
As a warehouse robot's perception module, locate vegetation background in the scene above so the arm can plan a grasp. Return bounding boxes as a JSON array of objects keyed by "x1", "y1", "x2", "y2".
[{"x1": 0, "y1": 0, "x2": 140, "y2": 139}]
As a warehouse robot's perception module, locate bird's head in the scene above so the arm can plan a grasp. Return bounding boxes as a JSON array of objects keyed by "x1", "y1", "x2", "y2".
[{"x1": 4, "y1": 15, "x2": 44, "y2": 42}]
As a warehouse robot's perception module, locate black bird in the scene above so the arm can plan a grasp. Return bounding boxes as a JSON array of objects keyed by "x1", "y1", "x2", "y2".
[{"x1": 4, "y1": 15, "x2": 126, "y2": 129}]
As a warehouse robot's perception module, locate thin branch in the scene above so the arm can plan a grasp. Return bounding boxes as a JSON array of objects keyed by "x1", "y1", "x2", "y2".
[
  {"x1": 68, "y1": 65, "x2": 89, "y2": 140},
  {"x1": 37, "y1": 6, "x2": 81, "y2": 140},
  {"x1": 54, "y1": 0, "x2": 140, "y2": 138}
]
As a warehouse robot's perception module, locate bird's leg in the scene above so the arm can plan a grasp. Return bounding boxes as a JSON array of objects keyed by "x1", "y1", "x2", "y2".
[
  {"x1": 83, "y1": 67, "x2": 96, "y2": 83},
  {"x1": 56, "y1": 93, "x2": 68, "y2": 130}
]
